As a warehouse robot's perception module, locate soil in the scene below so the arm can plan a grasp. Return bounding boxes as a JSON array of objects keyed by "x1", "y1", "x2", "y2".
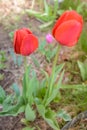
[{"x1": 61, "y1": 111, "x2": 87, "y2": 130}]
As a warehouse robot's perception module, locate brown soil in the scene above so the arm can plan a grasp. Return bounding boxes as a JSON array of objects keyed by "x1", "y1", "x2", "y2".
[{"x1": 61, "y1": 111, "x2": 87, "y2": 130}]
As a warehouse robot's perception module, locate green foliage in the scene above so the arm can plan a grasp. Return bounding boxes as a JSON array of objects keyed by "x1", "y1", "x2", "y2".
[
  {"x1": 0, "y1": 46, "x2": 65, "y2": 129},
  {"x1": 60, "y1": 0, "x2": 81, "y2": 10},
  {"x1": 39, "y1": 40, "x2": 58, "y2": 62},
  {"x1": 0, "y1": 86, "x2": 6, "y2": 103},
  {"x1": 11, "y1": 83, "x2": 20, "y2": 97},
  {"x1": 60, "y1": 0, "x2": 87, "y2": 20},
  {"x1": 37, "y1": 105, "x2": 60, "y2": 130},
  {"x1": 25, "y1": 0, "x2": 87, "y2": 30},
  {"x1": 57, "y1": 109, "x2": 71, "y2": 121},
  {"x1": 10, "y1": 49, "x2": 23, "y2": 67},
  {"x1": 0, "y1": 51, "x2": 7, "y2": 80},
  {"x1": 26, "y1": 0, "x2": 59, "y2": 30},
  {"x1": 0, "y1": 51, "x2": 6, "y2": 69},
  {"x1": 78, "y1": 30, "x2": 87, "y2": 53},
  {"x1": 22, "y1": 127, "x2": 35, "y2": 130},
  {"x1": 77, "y1": 61, "x2": 87, "y2": 81},
  {"x1": 25, "y1": 104, "x2": 36, "y2": 121},
  {"x1": 0, "y1": 84, "x2": 24, "y2": 116},
  {"x1": 9, "y1": 31, "x2": 14, "y2": 41}
]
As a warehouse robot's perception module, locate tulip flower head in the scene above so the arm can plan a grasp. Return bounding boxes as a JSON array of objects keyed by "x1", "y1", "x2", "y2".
[
  {"x1": 52, "y1": 10, "x2": 83, "y2": 47},
  {"x1": 14, "y1": 28, "x2": 38, "y2": 56}
]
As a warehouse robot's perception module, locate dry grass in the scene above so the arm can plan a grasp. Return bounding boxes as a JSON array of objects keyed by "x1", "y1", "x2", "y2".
[
  {"x1": 0, "y1": 0, "x2": 43, "y2": 28},
  {"x1": 0, "y1": 0, "x2": 37, "y2": 26}
]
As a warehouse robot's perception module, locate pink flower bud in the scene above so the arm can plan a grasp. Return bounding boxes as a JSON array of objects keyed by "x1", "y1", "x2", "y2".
[{"x1": 46, "y1": 34, "x2": 54, "y2": 44}]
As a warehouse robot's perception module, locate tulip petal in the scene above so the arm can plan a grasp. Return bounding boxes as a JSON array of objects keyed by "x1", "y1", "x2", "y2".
[
  {"x1": 54, "y1": 20, "x2": 82, "y2": 46},
  {"x1": 14, "y1": 30, "x2": 22, "y2": 54},
  {"x1": 20, "y1": 34, "x2": 38, "y2": 56},
  {"x1": 52, "y1": 10, "x2": 83, "y2": 36},
  {"x1": 19, "y1": 28, "x2": 32, "y2": 41},
  {"x1": 22, "y1": 28, "x2": 32, "y2": 34}
]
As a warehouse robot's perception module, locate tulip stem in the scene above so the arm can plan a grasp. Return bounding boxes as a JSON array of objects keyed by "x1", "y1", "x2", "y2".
[
  {"x1": 24, "y1": 57, "x2": 27, "y2": 71},
  {"x1": 49, "y1": 44, "x2": 61, "y2": 96}
]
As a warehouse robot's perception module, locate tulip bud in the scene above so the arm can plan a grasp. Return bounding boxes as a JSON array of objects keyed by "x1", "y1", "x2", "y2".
[{"x1": 46, "y1": 34, "x2": 54, "y2": 44}]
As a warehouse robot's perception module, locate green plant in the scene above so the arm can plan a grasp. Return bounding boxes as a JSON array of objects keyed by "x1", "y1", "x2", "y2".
[
  {"x1": 0, "y1": 9, "x2": 85, "y2": 130},
  {"x1": 38, "y1": 40, "x2": 58, "y2": 62},
  {"x1": 78, "y1": 29, "x2": 87, "y2": 53},
  {"x1": 10, "y1": 49, "x2": 23, "y2": 67},
  {"x1": 60, "y1": 0, "x2": 81, "y2": 11},
  {"x1": 77, "y1": 60, "x2": 87, "y2": 81},
  {"x1": 0, "y1": 48, "x2": 67, "y2": 130},
  {"x1": 60, "y1": 0, "x2": 87, "y2": 20},
  {"x1": 0, "y1": 51, "x2": 7, "y2": 80},
  {"x1": 0, "y1": 51, "x2": 6, "y2": 69},
  {"x1": 26, "y1": 0, "x2": 59, "y2": 30}
]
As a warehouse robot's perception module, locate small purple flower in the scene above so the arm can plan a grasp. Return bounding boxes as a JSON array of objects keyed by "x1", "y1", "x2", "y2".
[{"x1": 46, "y1": 34, "x2": 54, "y2": 44}]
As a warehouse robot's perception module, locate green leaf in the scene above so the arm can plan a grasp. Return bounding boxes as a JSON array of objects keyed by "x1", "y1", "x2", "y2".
[
  {"x1": 57, "y1": 109, "x2": 71, "y2": 121},
  {"x1": 26, "y1": 71, "x2": 39, "y2": 104},
  {"x1": 76, "y1": 2, "x2": 85, "y2": 13},
  {"x1": 26, "y1": 9, "x2": 41, "y2": 17},
  {"x1": 44, "y1": 0, "x2": 49, "y2": 14},
  {"x1": 57, "y1": 10, "x2": 64, "y2": 15},
  {"x1": 37, "y1": 104, "x2": 45, "y2": 117},
  {"x1": 22, "y1": 66, "x2": 31, "y2": 103},
  {"x1": 31, "y1": 55, "x2": 40, "y2": 68},
  {"x1": 0, "y1": 51, "x2": 6, "y2": 62},
  {"x1": 22, "y1": 127, "x2": 35, "y2": 130},
  {"x1": 17, "y1": 55, "x2": 23, "y2": 67},
  {"x1": 0, "y1": 86, "x2": 6, "y2": 103},
  {"x1": 10, "y1": 49, "x2": 17, "y2": 65},
  {"x1": 12, "y1": 83, "x2": 20, "y2": 97},
  {"x1": 79, "y1": 30, "x2": 87, "y2": 53},
  {"x1": 9, "y1": 31, "x2": 14, "y2": 39},
  {"x1": 45, "y1": 117, "x2": 59, "y2": 130},
  {"x1": 77, "y1": 61, "x2": 87, "y2": 81},
  {"x1": 37, "y1": 105, "x2": 60, "y2": 130},
  {"x1": 53, "y1": 0, "x2": 59, "y2": 18},
  {"x1": 0, "y1": 63, "x2": 6, "y2": 69},
  {"x1": 62, "y1": 84, "x2": 86, "y2": 89},
  {"x1": 10, "y1": 49, "x2": 23, "y2": 66},
  {"x1": 53, "y1": 63, "x2": 65, "y2": 83},
  {"x1": 0, "y1": 74, "x2": 4, "y2": 80},
  {"x1": 38, "y1": 40, "x2": 46, "y2": 52},
  {"x1": 45, "y1": 70, "x2": 64, "y2": 106},
  {"x1": 0, "y1": 96, "x2": 24, "y2": 116},
  {"x1": 39, "y1": 21, "x2": 54, "y2": 30},
  {"x1": 25, "y1": 104, "x2": 36, "y2": 121}
]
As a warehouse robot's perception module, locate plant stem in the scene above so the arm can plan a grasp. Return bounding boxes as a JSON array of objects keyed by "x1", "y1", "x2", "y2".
[
  {"x1": 42, "y1": 44, "x2": 61, "y2": 106},
  {"x1": 24, "y1": 56, "x2": 27, "y2": 71},
  {"x1": 49, "y1": 44, "x2": 61, "y2": 96}
]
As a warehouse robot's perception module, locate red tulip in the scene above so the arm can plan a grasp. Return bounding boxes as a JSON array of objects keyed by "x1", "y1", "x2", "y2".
[
  {"x1": 52, "y1": 10, "x2": 83, "y2": 47},
  {"x1": 14, "y1": 28, "x2": 38, "y2": 56}
]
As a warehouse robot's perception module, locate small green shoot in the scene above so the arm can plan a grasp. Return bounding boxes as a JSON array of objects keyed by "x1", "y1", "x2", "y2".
[{"x1": 77, "y1": 60, "x2": 87, "y2": 81}]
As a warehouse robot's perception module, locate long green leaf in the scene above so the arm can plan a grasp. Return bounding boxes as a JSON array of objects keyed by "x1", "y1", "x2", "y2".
[
  {"x1": 22, "y1": 127, "x2": 35, "y2": 130},
  {"x1": 25, "y1": 104, "x2": 36, "y2": 121},
  {"x1": 77, "y1": 61, "x2": 86, "y2": 81},
  {"x1": 37, "y1": 105, "x2": 60, "y2": 130},
  {"x1": 22, "y1": 66, "x2": 31, "y2": 103},
  {"x1": 0, "y1": 86, "x2": 6, "y2": 103},
  {"x1": 45, "y1": 70, "x2": 64, "y2": 106},
  {"x1": 12, "y1": 83, "x2": 20, "y2": 97}
]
